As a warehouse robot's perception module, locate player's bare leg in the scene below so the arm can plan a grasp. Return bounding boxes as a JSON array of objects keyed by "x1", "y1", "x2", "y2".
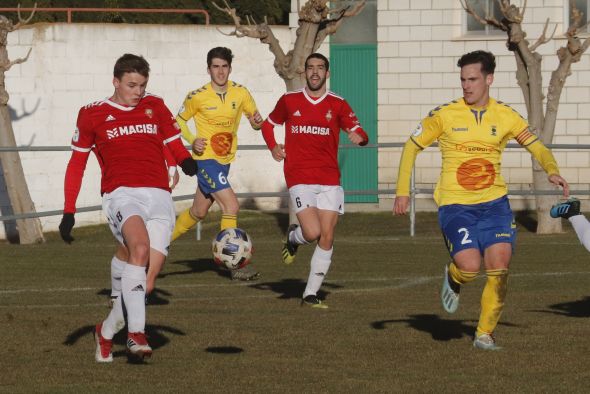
[
  {"x1": 441, "y1": 249, "x2": 481, "y2": 314},
  {"x1": 171, "y1": 188, "x2": 213, "y2": 241}
]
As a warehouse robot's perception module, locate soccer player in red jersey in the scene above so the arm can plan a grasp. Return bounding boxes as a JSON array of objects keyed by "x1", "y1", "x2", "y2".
[
  {"x1": 261, "y1": 53, "x2": 369, "y2": 308},
  {"x1": 59, "y1": 54, "x2": 197, "y2": 362}
]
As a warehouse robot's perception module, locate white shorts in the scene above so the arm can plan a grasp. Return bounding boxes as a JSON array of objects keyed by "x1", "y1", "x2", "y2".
[
  {"x1": 289, "y1": 184, "x2": 344, "y2": 215},
  {"x1": 102, "y1": 186, "x2": 175, "y2": 256}
]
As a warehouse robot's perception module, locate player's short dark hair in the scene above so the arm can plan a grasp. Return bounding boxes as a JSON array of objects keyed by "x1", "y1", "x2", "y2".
[
  {"x1": 457, "y1": 50, "x2": 496, "y2": 75},
  {"x1": 305, "y1": 53, "x2": 330, "y2": 71},
  {"x1": 113, "y1": 54, "x2": 150, "y2": 79},
  {"x1": 207, "y1": 47, "x2": 233, "y2": 67}
]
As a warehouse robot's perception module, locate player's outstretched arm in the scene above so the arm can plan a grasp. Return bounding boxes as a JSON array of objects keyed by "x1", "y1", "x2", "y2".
[
  {"x1": 548, "y1": 174, "x2": 570, "y2": 198},
  {"x1": 61, "y1": 150, "x2": 90, "y2": 244}
]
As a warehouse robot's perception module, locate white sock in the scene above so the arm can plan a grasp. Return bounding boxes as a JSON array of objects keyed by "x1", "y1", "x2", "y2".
[
  {"x1": 289, "y1": 225, "x2": 309, "y2": 245},
  {"x1": 303, "y1": 245, "x2": 333, "y2": 298},
  {"x1": 121, "y1": 264, "x2": 147, "y2": 333},
  {"x1": 110, "y1": 256, "x2": 126, "y2": 298},
  {"x1": 101, "y1": 295, "x2": 126, "y2": 340},
  {"x1": 569, "y1": 215, "x2": 590, "y2": 252}
]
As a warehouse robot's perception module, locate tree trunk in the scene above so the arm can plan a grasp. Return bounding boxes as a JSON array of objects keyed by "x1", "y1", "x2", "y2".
[
  {"x1": 532, "y1": 167, "x2": 561, "y2": 233},
  {"x1": 0, "y1": 106, "x2": 44, "y2": 244}
]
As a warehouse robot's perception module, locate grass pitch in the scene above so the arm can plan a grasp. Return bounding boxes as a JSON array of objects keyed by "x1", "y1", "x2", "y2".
[{"x1": 1, "y1": 211, "x2": 590, "y2": 393}]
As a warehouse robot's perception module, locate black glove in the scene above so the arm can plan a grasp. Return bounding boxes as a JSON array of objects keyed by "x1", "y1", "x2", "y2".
[
  {"x1": 179, "y1": 158, "x2": 197, "y2": 177},
  {"x1": 59, "y1": 213, "x2": 75, "y2": 244}
]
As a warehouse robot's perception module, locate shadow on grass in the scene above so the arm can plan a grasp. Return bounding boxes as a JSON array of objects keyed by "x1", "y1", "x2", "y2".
[
  {"x1": 371, "y1": 314, "x2": 518, "y2": 341},
  {"x1": 164, "y1": 258, "x2": 230, "y2": 280},
  {"x1": 63, "y1": 324, "x2": 186, "y2": 360},
  {"x1": 206, "y1": 346, "x2": 244, "y2": 354},
  {"x1": 249, "y1": 278, "x2": 343, "y2": 301},
  {"x1": 268, "y1": 212, "x2": 290, "y2": 235},
  {"x1": 514, "y1": 210, "x2": 537, "y2": 233},
  {"x1": 532, "y1": 296, "x2": 590, "y2": 318}
]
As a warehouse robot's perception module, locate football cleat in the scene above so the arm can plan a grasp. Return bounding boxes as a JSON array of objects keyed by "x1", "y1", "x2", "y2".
[
  {"x1": 441, "y1": 265, "x2": 460, "y2": 314},
  {"x1": 473, "y1": 333, "x2": 502, "y2": 351},
  {"x1": 550, "y1": 198, "x2": 581, "y2": 219},
  {"x1": 127, "y1": 332, "x2": 152, "y2": 360},
  {"x1": 301, "y1": 294, "x2": 328, "y2": 309},
  {"x1": 94, "y1": 323, "x2": 113, "y2": 363},
  {"x1": 282, "y1": 224, "x2": 300, "y2": 265},
  {"x1": 230, "y1": 265, "x2": 260, "y2": 281}
]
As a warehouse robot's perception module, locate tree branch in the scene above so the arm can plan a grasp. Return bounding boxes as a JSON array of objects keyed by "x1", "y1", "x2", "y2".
[
  {"x1": 0, "y1": 47, "x2": 31, "y2": 72},
  {"x1": 12, "y1": 3, "x2": 37, "y2": 31},
  {"x1": 529, "y1": 18, "x2": 557, "y2": 52}
]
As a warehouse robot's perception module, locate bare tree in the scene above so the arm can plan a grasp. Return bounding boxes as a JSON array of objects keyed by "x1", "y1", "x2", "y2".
[
  {"x1": 461, "y1": 0, "x2": 590, "y2": 234},
  {"x1": 213, "y1": 0, "x2": 366, "y2": 91},
  {"x1": 0, "y1": 4, "x2": 44, "y2": 244}
]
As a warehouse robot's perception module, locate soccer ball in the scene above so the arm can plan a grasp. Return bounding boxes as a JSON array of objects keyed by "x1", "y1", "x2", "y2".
[{"x1": 211, "y1": 228, "x2": 253, "y2": 270}]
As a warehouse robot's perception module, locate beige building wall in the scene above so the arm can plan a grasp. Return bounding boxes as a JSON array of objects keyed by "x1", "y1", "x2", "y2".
[
  {"x1": 4, "y1": 23, "x2": 293, "y2": 238},
  {"x1": 377, "y1": 0, "x2": 590, "y2": 211}
]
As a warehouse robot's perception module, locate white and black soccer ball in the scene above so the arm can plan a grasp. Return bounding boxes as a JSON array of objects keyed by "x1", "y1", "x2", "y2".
[{"x1": 211, "y1": 228, "x2": 253, "y2": 270}]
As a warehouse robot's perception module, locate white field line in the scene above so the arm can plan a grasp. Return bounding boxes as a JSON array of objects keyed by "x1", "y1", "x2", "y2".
[{"x1": 1, "y1": 271, "x2": 589, "y2": 310}]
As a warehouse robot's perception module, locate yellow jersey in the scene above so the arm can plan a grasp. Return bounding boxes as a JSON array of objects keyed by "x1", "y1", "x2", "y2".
[
  {"x1": 178, "y1": 81, "x2": 259, "y2": 164},
  {"x1": 396, "y1": 98, "x2": 560, "y2": 206}
]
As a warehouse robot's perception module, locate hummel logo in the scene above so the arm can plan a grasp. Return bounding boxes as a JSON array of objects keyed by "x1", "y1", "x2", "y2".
[
  {"x1": 293, "y1": 110, "x2": 301, "y2": 117},
  {"x1": 105, "y1": 115, "x2": 116, "y2": 122},
  {"x1": 131, "y1": 284, "x2": 145, "y2": 292}
]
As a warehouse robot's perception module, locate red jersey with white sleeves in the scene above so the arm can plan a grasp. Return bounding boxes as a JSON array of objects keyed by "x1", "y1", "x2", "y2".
[
  {"x1": 64, "y1": 94, "x2": 190, "y2": 213},
  {"x1": 266, "y1": 89, "x2": 362, "y2": 188}
]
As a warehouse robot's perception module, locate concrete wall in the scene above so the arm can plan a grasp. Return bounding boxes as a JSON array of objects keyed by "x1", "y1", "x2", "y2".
[
  {"x1": 4, "y1": 23, "x2": 293, "y2": 238},
  {"x1": 377, "y1": 0, "x2": 590, "y2": 211}
]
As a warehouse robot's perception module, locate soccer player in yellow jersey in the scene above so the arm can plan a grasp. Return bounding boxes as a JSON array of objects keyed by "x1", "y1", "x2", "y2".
[
  {"x1": 393, "y1": 50, "x2": 570, "y2": 350},
  {"x1": 172, "y1": 47, "x2": 263, "y2": 281}
]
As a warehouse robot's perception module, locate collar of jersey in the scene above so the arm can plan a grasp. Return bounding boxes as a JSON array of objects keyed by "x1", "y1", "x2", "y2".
[
  {"x1": 105, "y1": 98, "x2": 137, "y2": 111},
  {"x1": 303, "y1": 88, "x2": 329, "y2": 105},
  {"x1": 463, "y1": 97, "x2": 494, "y2": 111}
]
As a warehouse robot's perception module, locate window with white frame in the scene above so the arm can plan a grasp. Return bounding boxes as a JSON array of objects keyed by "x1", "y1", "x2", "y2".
[{"x1": 465, "y1": 0, "x2": 504, "y2": 36}]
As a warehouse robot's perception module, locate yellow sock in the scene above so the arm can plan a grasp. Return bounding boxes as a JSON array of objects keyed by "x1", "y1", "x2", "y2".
[
  {"x1": 448, "y1": 262, "x2": 478, "y2": 284},
  {"x1": 476, "y1": 269, "x2": 509, "y2": 337},
  {"x1": 220, "y1": 214, "x2": 237, "y2": 231},
  {"x1": 171, "y1": 209, "x2": 198, "y2": 241}
]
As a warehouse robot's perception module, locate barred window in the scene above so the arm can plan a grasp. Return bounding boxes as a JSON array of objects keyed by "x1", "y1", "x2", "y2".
[
  {"x1": 568, "y1": 0, "x2": 589, "y2": 32},
  {"x1": 465, "y1": 0, "x2": 504, "y2": 36}
]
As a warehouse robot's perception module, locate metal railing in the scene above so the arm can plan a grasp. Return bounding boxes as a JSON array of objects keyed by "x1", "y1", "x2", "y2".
[
  {"x1": 1, "y1": 142, "x2": 590, "y2": 237},
  {"x1": 0, "y1": 7, "x2": 210, "y2": 25}
]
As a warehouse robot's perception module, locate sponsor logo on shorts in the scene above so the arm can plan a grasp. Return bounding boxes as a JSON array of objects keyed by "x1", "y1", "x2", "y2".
[{"x1": 495, "y1": 233, "x2": 511, "y2": 238}]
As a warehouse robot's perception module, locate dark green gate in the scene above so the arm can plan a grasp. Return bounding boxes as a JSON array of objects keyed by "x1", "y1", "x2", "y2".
[{"x1": 330, "y1": 43, "x2": 378, "y2": 203}]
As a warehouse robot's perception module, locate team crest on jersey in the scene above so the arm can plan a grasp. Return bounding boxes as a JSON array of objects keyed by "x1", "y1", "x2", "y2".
[
  {"x1": 411, "y1": 122, "x2": 423, "y2": 137},
  {"x1": 491, "y1": 125, "x2": 497, "y2": 136},
  {"x1": 145, "y1": 109, "x2": 153, "y2": 118},
  {"x1": 232, "y1": 101, "x2": 237, "y2": 110},
  {"x1": 73, "y1": 127, "x2": 80, "y2": 142},
  {"x1": 325, "y1": 110, "x2": 332, "y2": 121}
]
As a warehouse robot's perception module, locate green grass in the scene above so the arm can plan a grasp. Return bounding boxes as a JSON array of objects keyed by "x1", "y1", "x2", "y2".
[{"x1": 1, "y1": 211, "x2": 590, "y2": 392}]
